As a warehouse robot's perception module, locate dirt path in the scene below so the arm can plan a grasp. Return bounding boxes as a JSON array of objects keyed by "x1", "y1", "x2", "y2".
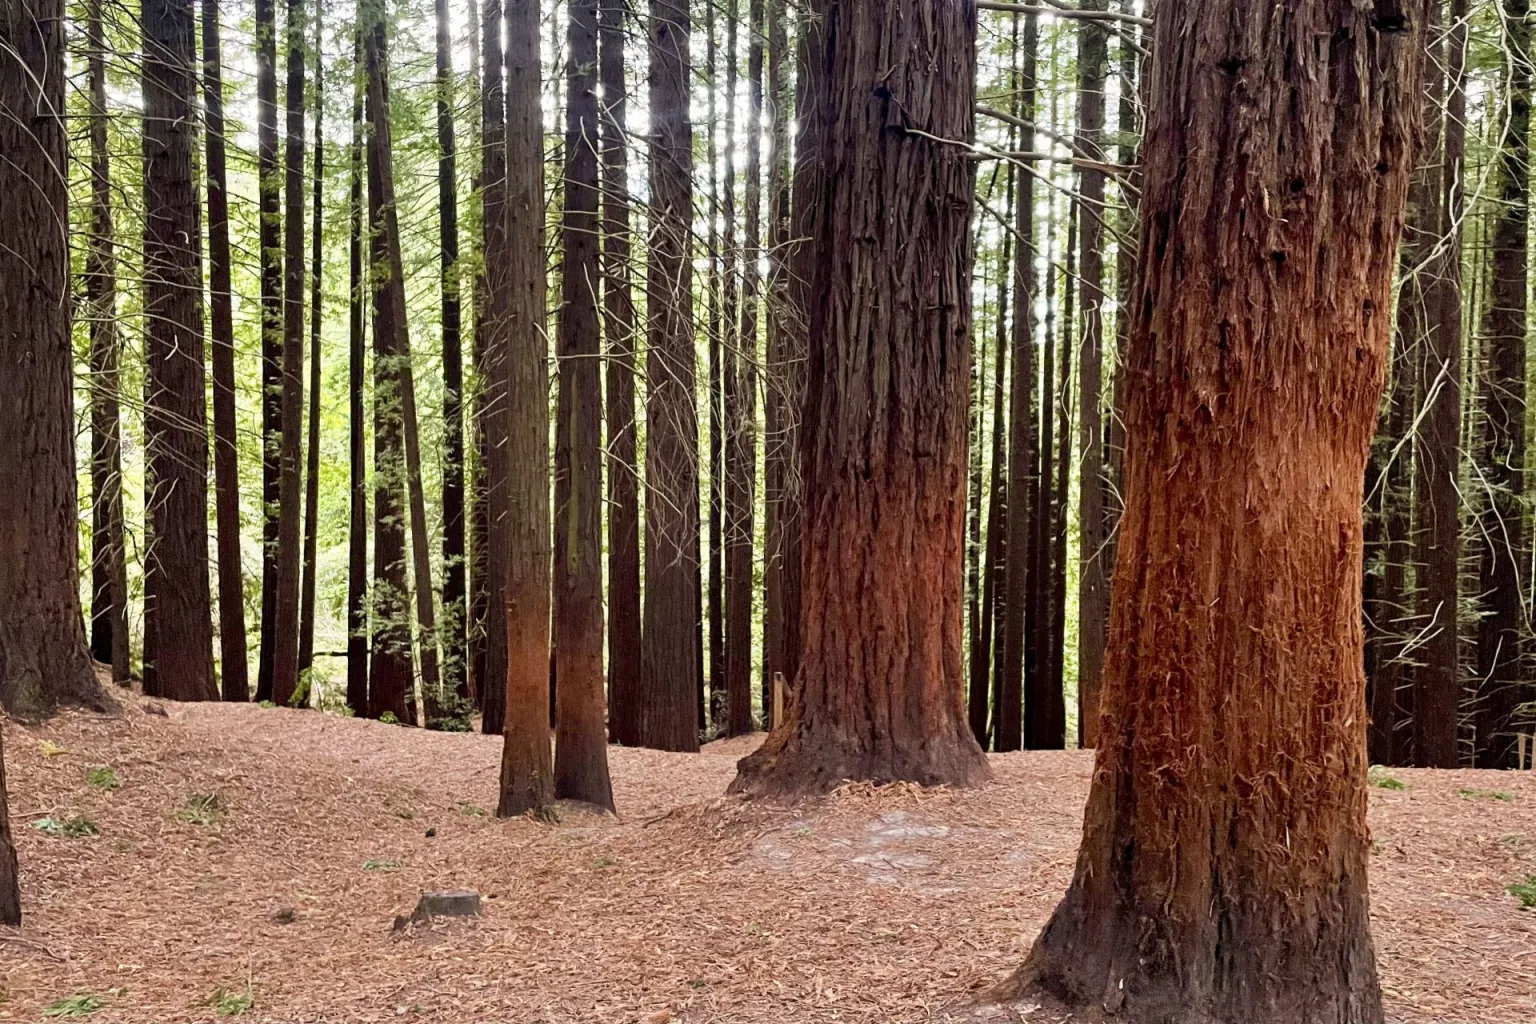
[{"x1": 1, "y1": 698, "x2": 1532, "y2": 1022}]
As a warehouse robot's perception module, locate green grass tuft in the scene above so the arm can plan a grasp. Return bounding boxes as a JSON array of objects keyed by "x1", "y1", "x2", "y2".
[
  {"x1": 1368, "y1": 766, "x2": 1406, "y2": 790},
  {"x1": 86, "y1": 766, "x2": 122, "y2": 791},
  {"x1": 1457, "y1": 788, "x2": 1513, "y2": 802},
  {"x1": 362, "y1": 858, "x2": 400, "y2": 871},
  {"x1": 33, "y1": 816, "x2": 99, "y2": 838},
  {"x1": 208, "y1": 986, "x2": 254, "y2": 1016},
  {"x1": 1508, "y1": 876, "x2": 1536, "y2": 909},
  {"x1": 43, "y1": 994, "x2": 105, "y2": 1017},
  {"x1": 177, "y1": 793, "x2": 226, "y2": 826}
]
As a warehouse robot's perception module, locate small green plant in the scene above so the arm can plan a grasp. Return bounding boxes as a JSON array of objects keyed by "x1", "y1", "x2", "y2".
[
  {"x1": 208, "y1": 985, "x2": 255, "y2": 1016},
  {"x1": 39, "y1": 740, "x2": 70, "y2": 758},
  {"x1": 362, "y1": 858, "x2": 400, "y2": 871},
  {"x1": 425, "y1": 690, "x2": 475, "y2": 733},
  {"x1": 379, "y1": 711, "x2": 400, "y2": 725},
  {"x1": 177, "y1": 793, "x2": 226, "y2": 826},
  {"x1": 458, "y1": 804, "x2": 486, "y2": 818},
  {"x1": 86, "y1": 766, "x2": 122, "y2": 791},
  {"x1": 1367, "y1": 766, "x2": 1406, "y2": 790},
  {"x1": 1458, "y1": 788, "x2": 1513, "y2": 802},
  {"x1": 33, "y1": 816, "x2": 100, "y2": 838},
  {"x1": 257, "y1": 700, "x2": 277, "y2": 709},
  {"x1": 43, "y1": 994, "x2": 105, "y2": 1017},
  {"x1": 1508, "y1": 876, "x2": 1536, "y2": 908}
]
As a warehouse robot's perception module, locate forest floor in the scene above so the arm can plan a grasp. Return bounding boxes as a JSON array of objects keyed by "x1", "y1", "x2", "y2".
[{"x1": 1, "y1": 691, "x2": 1534, "y2": 1023}]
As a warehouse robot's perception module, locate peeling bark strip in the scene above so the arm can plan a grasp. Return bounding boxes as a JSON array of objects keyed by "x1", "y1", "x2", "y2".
[
  {"x1": 1011, "y1": 1, "x2": 1425, "y2": 1020},
  {"x1": 733, "y1": 0, "x2": 990, "y2": 796}
]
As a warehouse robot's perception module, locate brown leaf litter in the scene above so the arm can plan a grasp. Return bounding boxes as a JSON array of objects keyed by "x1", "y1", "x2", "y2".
[{"x1": 0, "y1": 697, "x2": 1532, "y2": 1022}]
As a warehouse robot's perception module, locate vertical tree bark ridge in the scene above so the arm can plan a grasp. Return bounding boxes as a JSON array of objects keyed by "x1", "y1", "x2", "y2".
[
  {"x1": 1414, "y1": 0, "x2": 1464, "y2": 769},
  {"x1": 202, "y1": 0, "x2": 249, "y2": 700},
  {"x1": 732, "y1": 0, "x2": 990, "y2": 797},
  {"x1": 725, "y1": 0, "x2": 764, "y2": 736},
  {"x1": 1006, "y1": 1, "x2": 1424, "y2": 1019},
  {"x1": 346, "y1": 16, "x2": 369, "y2": 718},
  {"x1": 298, "y1": 4, "x2": 325, "y2": 690},
  {"x1": 705, "y1": 0, "x2": 725, "y2": 734},
  {"x1": 1475, "y1": 0, "x2": 1529, "y2": 769},
  {"x1": 601, "y1": 0, "x2": 642, "y2": 747},
  {"x1": 1074, "y1": 0, "x2": 1110, "y2": 749},
  {"x1": 436, "y1": 0, "x2": 468, "y2": 717},
  {"x1": 0, "y1": 0, "x2": 103, "y2": 722},
  {"x1": 364, "y1": 0, "x2": 416, "y2": 723},
  {"x1": 550, "y1": 0, "x2": 614, "y2": 809},
  {"x1": 255, "y1": 0, "x2": 282, "y2": 703},
  {"x1": 981, "y1": 229, "x2": 1011, "y2": 749},
  {"x1": 0, "y1": 724, "x2": 17, "y2": 923},
  {"x1": 478, "y1": 0, "x2": 511, "y2": 736},
  {"x1": 88, "y1": 0, "x2": 132, "y2": 685},
  {"x1": 501, "y1": 0, "x2": 559, "y2": 815},
  {"x1": 141, "y1": 0, "x2": 216, "y2": 703},
  {"x1": 640, "y1": 0, "x2": 703, "y2": 752}
]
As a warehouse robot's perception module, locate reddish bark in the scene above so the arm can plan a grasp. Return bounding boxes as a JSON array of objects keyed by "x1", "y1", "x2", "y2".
[
  {"x1": 732, "y1": 0, "x2": 990, "y2": 797},
  {"x1": 1008, "y1": 1, "x2": 1423, "y2": 1018}
]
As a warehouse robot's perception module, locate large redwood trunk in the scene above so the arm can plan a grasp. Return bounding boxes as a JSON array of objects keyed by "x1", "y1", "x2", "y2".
[
  {"x1": 1008, "y1": 1, "x2": 1423, "y2": 1019},
  {"x1": 500, "y1": 0, "x2": 557, "y2": 815},
  {"x1": 0, "y1": 0, "x2": 102, "y2": 721},
  {"x1": 732, "y1": 0, "x2": 989, "y2": 797},
  {"x1": 141, "y1": 0, "x2": 216, "y2": 703}
]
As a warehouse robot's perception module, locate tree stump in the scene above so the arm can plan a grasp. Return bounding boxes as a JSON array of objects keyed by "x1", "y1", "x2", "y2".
[{"x1": 394, "y1": 890, "x2": 480, "y2": 932}]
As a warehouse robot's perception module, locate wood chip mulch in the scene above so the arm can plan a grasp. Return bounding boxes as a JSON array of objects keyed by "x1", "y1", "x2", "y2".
[{"x1": 1, "y1": 695, "x2": 1533, "y2": 1022}]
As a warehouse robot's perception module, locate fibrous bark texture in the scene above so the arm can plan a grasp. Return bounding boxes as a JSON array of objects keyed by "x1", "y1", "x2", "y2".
[
  {"x1": 0, "y1": 0, "x2": 103, "y2": 720},
  {"x1": 1007, "y1": 2, "x2": 1424, "y2": 1020},
  {"x1": 732, "y1": 0, "x2": 990, "y2": 797},
  {"x1": 141, "y1": 0, "x2": 217, "y2": 703}
]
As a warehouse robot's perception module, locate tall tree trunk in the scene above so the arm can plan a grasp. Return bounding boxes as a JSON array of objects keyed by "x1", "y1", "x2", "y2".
[
  {"x1": 1415, "y1": 0, "x2": 1464, "y2": 769},
  {"x1": 733, "y1": 0, "x2": 990, "y2": 796},
  {"x1": 364, "y1": 0, "x2": 416, "y2": 723},
  {"x1": 1032, "y1": 180, "x2": 1058, "y2": 743},
  {"x1": 761, "y1": 0, "x2": 792, "y2": 729},
  {"x1": 1074, "y1": 0, "x2": 1109, "y2": 749},
  {"x1": 141, "y1": 0, "x2": 216, "y2": 703},
  {"x1": 256, "y1": 0, "x2": 283, "y2": 703},
  {"x1": 298, "y1": 6, "x2": 324, "y2": 690},
  {"x1": 724, "y1": 0, "x2": 763, "y2": 736},
  {"x1": 967, "y1": 319, "x2": 989, "y2": 745},
  {"x1": 479, "y1": 0, "x2": 511, "y2": 735},
  {"x1": 0, "y1": 0, "x2": 103, "y2": 723},
  {"x1": 202, "y1": 0, "x2": 248, "y2": 700},
  {"x1": 706, "y1": 0, "x2": 728, "y2": 728},
  {"x1": 87, "y1": 0, "x2": 131, "y2": 685},
  {"x1": 1050, "y1": 203, "x2": 1075, "y2": 721},
  {"x1": 0, "y1": 724, "x2": 16, "y2": 923},
  {"x1": 640, "y1": 0, "x2": 702, "y2": 752},
  {"x1": 1475, "y1": 0, "x2": 1530, "y2": 769},
  {"x1": 982, "y1": 230, "x2": 1012, "y2": 750},
  {"x1": 346, "y1": 15, "x2": 369, "y2": 718},
  {"x1": 601, "y1": 0, "x2": 642, "y2": 746},
  {"x1": 437, "y1": 0, "x2": 468, "y2": 717},
  {"x1": 466, "y1": 0, "x2": 487, "y2": 712},
  {"x1": 548, "y1": 0, "x2": 613, "y2": 808},
  {"x1": 1008, "y1": 1, "x2": 1422, "y2": 1016}
]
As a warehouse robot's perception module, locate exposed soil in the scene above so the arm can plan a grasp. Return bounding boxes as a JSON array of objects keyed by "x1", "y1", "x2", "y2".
[{"x1": 1, "y1": 695, "x2": 1533, "y2": 1022}]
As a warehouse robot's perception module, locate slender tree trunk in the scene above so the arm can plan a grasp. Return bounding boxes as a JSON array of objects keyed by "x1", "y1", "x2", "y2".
[
  {"x1": 983, "y1": 234, "x2": 1013, "y2": 750},
  {"x1": 706, "y1": 0, "x2": 727, "y2": 728},
  {"x1": 1475, "y1": 0, "x2": 1530, "y2": 769},
  {"x1": 724, "y1": 0, "x2": 763, "y2": 736},
  {"x1": 437, "y1": 0, "x2": 468, "y2": 718},
  {"x1": 141, "y1": 0, "x2": 216, "y2": 703},
  {"x1": 364, "y1": 0, "x2": 416, "y2": 723},
  {"x1": 601, "y1": 0, "x2": 642, "y2": 746},
  {"x1": 1415, "y1": 0, "x2": 1464, "y2": 769},
  {"x1": 640, "y1": 0, "x2": 703, "y2": 752},
  {"x1": 87, "y1": 0, "x2": 131, "y2": 685},
  {"x1": 0, "y1": 725, "x2": 16, "y2": 924},
  {"x1": 466, "y1": 0, "x2": 487, "y2": 712},
  {"x1": 1074, "y1": 0, "x2": 1109, "y2": 749},
  {"x1": 1032, "y1": 182, "x2": 1058, "y2": 741},
  {"x1": 346, "y1": 16, "x2": 369, "y2": 718},
  {"x1": 479, "y1": 0, "x2": 511, "y2": 735},
  {"x1": 399, "y1": 313, "x2": 441, "y2": 715},
  {"x1": 0, "y1": 0, "x2": 103, "y2": 723},
  {"x1": 733, "y1": 0, "x2": 990, "y2": 796},
  {"x1": 298, "y1": 6, "x2": 324, "y2": 690},
  {"x1": 256, "y1": 0, "x2": 282, "y2": 703},
  {"x1": 967, "y1": 323, "x2": 989, "y2": 746},
  {"x1": 547, "y1": 0, "x2": 613, "y2": 808},
  {"x1": 1008, "y1": 1, "x2": 1422, "y2": 1016},
  {"x1": 1004, "y1": 9, "x2": 1042, "y2": 754},
  {"x1": 1050, "y1": 204, "x2": 1074, "y2": 717}
]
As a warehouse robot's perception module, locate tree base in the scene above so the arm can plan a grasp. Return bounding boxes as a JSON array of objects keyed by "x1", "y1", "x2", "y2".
[{"x1": 729, "y1": 717, "x2": 991, "y2": 798}]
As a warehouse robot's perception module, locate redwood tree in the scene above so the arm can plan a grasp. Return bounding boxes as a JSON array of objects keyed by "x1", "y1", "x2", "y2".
[
  {"x1": 732, "y1": 0, "x2": 990, "y2": 796},
  {"x1": 346, "y1": 17, "x2": 369, "y2": 717},
  {"x1": 1, "y1": 0, "x2": 102, "y2": 722},
  {"x1": 255, "y1": 0, "x2": 282, "y2": 703},
  {"x1": 141, "y1": 0, "x2": 216, "y2": 702},
  {"x1": 1006, "y1": 0, "x2": 1423, "y2": 1017},
  {"x1": 500, "y1": 0, "x2": 558, "y2": 815},
  {"x1": 640, "y1": 0, "x2": 702, "y2": 752}
]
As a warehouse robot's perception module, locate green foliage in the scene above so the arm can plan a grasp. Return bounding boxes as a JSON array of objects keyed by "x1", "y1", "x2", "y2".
[
  {"x1": 1457, "y1": 788, "x2": 1513, "y2": 802},
  {"x1": 33, "y1": 816, "x2": 100, "y2": 838},
  {"x1": 39, "y1": 740, "x2": 70, "y2": 758},
  {"x1": 258, "y1": 700, "x2": 277, "y2": 709},
  {"x1": 208, "y1": 986, "x2": 255, "y2": 1016},
  {"x1": 1367, "y1": 766, "x2": 1406, "y2": 790},
  {"x1": 379, "y1": 711, "x2": 400, "y2": 725},
  {"x1": 177, "y1": 793, "x2": 226, "y2": 826},
  {"x1": 1508, "y1": 876, "x2": 1536, "y2": 908},
  {"x1": 86, "y1": 766, "x2": 122, "y2": 790},
  {"x1": 43, "y1": 994, "x2": 105, "y2": 1017},
  {"x1": 427, "y1": 689, "x2": 474, "y2": 733},
  {"x1": 458, "y1": 804, "x2": 486, "y2": 817},
  {"x1": 362, "y1": 858, "x2": 400, "y2": 871}
]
